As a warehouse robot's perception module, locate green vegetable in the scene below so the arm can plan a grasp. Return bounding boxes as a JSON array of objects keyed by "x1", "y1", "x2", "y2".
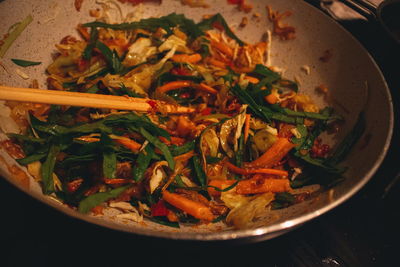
[
  {"x1": 207, "y1": 180, "x2": 239, "y2": 192},
  {"x1": 170, "y1": 140, "x2": 195, "y2": 156},
  {"x1": 133, "y1": 144, "x2": 154, "y2": 181},
  {"x1": 271, "y1": 192, "x2": 295, "y2": 209},
  {"x1": 235, "y1": 134, "x2": 244, "y2": 167},
  {"x1": 0, "y1": 14, "x2": 33, "y2": 58},
  {"x1": 253, "y1": 129, "x2": 277, "y2": 153},
  {"x1": 139, "y1": 127, "x2": 175, "y2": 169},
  {"x1": 11, "y1": 58, "x2": 41, "y2": 67},
  {"x1": 16, "y1": 153, "x2": 46, "y2": 165},
  {"x1": 95, "y1": 41, "x2": 123, "y2": 74},
  {"x1": 191, "y1": 155, "x2": 207, "y2": 187},
  {"x1": 101, "y1": 133, "x2": 117, "y2": 179},
  {"x1": 41, "y1": 144, "x2": 60, "y2": 195},
  {"x1": 82, "y1": 27, "x2": 98, "y2": 60},
  {"x1": 198, "y1": 13, "x2": 245, "y2": 46},
  {"x1": 78, "y1": 185, "x2": 130, "y2": 213},
  {"x1": 84, "y1": 13, "x2": 203, "y2": 40},
  {"x1": 149, "y1": 216, "x2": 180, "y2": 228}
]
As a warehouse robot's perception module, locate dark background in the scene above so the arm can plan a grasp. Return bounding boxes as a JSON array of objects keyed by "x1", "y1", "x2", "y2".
[{"x1": 1, "y1": 2, "x2": 399, "y2": 266}]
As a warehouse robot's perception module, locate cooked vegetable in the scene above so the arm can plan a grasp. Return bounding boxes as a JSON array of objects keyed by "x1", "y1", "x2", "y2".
[
  {"x1": 11, "y1": 59, "x2": 41, "y2": 67},
  {"x1": 0, "y1": 15, "x2": 33, "y2": 58},
  {"x1": 3, "y1": 8, "x2": 364, "y2": 230}
]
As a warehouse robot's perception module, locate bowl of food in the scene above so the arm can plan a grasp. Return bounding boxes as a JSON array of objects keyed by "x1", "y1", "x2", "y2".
[{"x1": 0, "y1": 0, "x2": 393, "y2": 241}]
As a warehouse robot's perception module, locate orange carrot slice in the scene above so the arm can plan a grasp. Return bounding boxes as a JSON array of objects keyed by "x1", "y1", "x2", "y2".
[
  {"x1": 171, "y1": 53, "x2": 202, "y2": 63},
  {"x1": 162, "y1": 190, "x2": 215, "y2": 221},
  {"x1": 157, "y1": 81, "x2": 192, "y2": 94},
  {"x1": 236, "y1": 174, "x2": 291, "y2": 194},
  {"x1": 245, "y1": 137, "x2": 296, "y2": 168},
  {"x1": 225, "y1": 161, "x2": 289, "y2": 177}
]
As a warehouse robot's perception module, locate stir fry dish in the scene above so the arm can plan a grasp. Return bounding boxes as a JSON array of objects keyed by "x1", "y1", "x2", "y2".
[{"x1": 3, "y1": 10, "x2": 365, "y2": 229}]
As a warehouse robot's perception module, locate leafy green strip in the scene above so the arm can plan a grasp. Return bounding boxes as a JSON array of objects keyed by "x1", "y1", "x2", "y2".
[
  {"x1": 133, "y1": 144, "x2": 154, "y2": 181},
  {"x1": 17, "y1": 153, "x2": 46, "y2": 165},
  {"x1": 198, "y1": 13, "x2": 245, "y2": 46},
  {"x1": 11, "y1": 58, "x2": 41, "y2": 67},
  {"x1": 207, "y1": 180, "x2": 239, "y2": 192},
  {"x1": 84, "y1": 13, "x2": 203, "y2": 40},
  {"x1": 170, "y1": 140, "x2": 195, "y2": 156},
  {"x1": 78, "y1": 185, "x2": 130, "y2": 213},
  {"x1": 41, "y1": 144, "x2": 60, "y2": 195},
  {"x1": 82, "y1": 27, "x2": 98, "y2": 60},
  {"x1": 148, "y1": 216, "x2": 180, "y2": 228},
  {"x1": 139, "y1": 127, "x2": 175, "y2": 169},
  {"x1": 101, "y1": 134, "x2": 116, "y2": 179},
  {"x1": 95, "y1": 41, "x2": 123, "y2": 74},
  {"x1": 191, "y1": 155, "x2": 207, "y2": 187},
  {"x1": 0, "y1": 15, "x2": 33, "y2": 58}
]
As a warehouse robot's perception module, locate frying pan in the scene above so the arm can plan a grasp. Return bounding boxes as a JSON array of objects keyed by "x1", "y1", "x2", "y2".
[{"x1": 0, "y1": 0, "x2": 393, "y2": 242}]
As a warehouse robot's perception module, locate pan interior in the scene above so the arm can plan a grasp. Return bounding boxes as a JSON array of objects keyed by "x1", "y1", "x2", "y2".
[{"x1": 0, "y1": 0, "x2": 393, "y2": 241}]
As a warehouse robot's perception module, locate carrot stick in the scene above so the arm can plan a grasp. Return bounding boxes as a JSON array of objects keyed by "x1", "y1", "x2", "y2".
[
  {"x1": 245, "y1": 137, "x2": 296, "y2": 168},
  {"x1": 196, "y1": 83, "x2": 218, "y2": 94},
  {"x1": 225, "y1": 161, "x2": 289, "y2": 177},
  {"x1": 244, "y1": 114, "x2": 250, "y2": 143},
  {"x1": 103, "y1": 178, "x2": 133, "y2": 185},
  {"x1": 207, "y1": 179, "x2": 236, "y2": 197},
  {"x1": 77, "y1": 24, "x2": 90, "y2": 41},
  {"x1": 114, "y1": 138, "x2": 142, "y2": 152},
  {"x1": 208, "y1": 58, "x2": 227, "y2": 68},
  {"x1": 211, "y1": 40, "x2": 234, "y2": 58},
  {"x1": 171, "y1": 53, "x2": 202, "y2": 63},
  {"x1": 236, "y1": 175, "x2": 291, "y2": 194},
  {"x1": 157, "y1": 81, "x2": 192, "y2": 94},
  {"x1": 244, "y1": 76, "x2": 260, "y2": 84},
  {"x1": 174, "y1": 150, "x2": 195, "y2": 162},
  {"x1": 159, "y1": 136, "x2": 186, "y2": 146},
  {"x1": 162, "y1": 190, "x2": 215, "y2": 221}
]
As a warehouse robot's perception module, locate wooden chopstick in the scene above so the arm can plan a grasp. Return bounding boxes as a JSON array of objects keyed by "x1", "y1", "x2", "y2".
[{"x1": 0, "y1": 86, "x2": 195, "y2": 114}]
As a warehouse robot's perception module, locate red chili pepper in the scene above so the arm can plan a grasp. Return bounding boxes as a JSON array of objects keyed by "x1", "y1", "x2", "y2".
[
  {"x1": 67, "y1": 178, "x2": 84, "y2": 193},
  {"x1": 227, "y1": 0, "x2": 243, "y2": 4},
  {"x1": 201, "y1": 107, "x2": 212, "y2": 116},
  {"x1": 77, "y1": 58, "x2": 89, "y2": 72},
  {"x1": 179, "y1": 92, "x2": 191, "y2": 99},
  {"x1": 171, "y1": 67, "x2": 191, "y2": 76},
  {"x1": 310, "y1": 138, "x2": 331, "y2": 158},
  {"x1": 151, "y1": 200, "x2": 169, "y2": 217},
  {"x1": 147, "y1": 100, "x2": 158, "y2": 111}
]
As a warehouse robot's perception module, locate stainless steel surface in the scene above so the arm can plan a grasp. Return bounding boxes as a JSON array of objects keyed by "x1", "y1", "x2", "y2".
[{"x1": 0, "y1": 0, "x2": 394, "y2": 241}]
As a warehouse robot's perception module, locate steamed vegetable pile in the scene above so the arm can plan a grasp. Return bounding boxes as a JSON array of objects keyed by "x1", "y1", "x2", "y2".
[{"x1": 5, "y1": 12, "x2": 364, "y2": 229}]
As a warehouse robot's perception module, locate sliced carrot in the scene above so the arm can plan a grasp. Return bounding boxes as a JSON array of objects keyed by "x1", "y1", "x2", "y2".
[
  {"x1": 265, "y1": 92, "x2": 279, "y2": 104},
  {"x1": 236, "y1": 174, "x2": 291, "y2": 194},
  {"x1": 245, "y1": 137, "x2": 296, "y2": 168},
  {"x1": 225, "y1": 161, "x2": 289, "y2": 177},
  {"x1": 208, "y1": 58, "x2": 227, "y2": 68},
  {"x1": 171, "y1": 53, "x2": 202, "y2": 63},
  {"x1": 162, "y1": 190, "x2": 215, "y2": 221},
  {"x1": 159, "y1": 136, "x2": 187, "y2": 146},
  {"x1": 244, "y1": 114, "x2": 251, "y2": 143},
  {"x1": 244, "y1": 76, "x2": 259, "y2": 84},
  {"x1": 174, "y1": 150, "x2": 195, "y2": 162},
  {"x1": 229, "y1": 64, "x2": 254, "y2": 73},
  {"x1": 77, "y1": 24, "x2": 90, "y2": 41},
  {"x1": 211, "y1": 40, "x2": 234, "y2": 58},
  {"x1": 207, "y1": 179, "x2": 236, "y2": 197},
  {"x1": 114, "y1": 138, "x2": 142, "y2": 152},
  {"x1": 167, "y1": 210, "x2": 180, "y2": 222},
  {"x1": 157, "y1": 80, "x2": 192, "y2": 94},
  {"x1": 103, "y1": 178, "x2": 133, "y2": 185},
  {"x1": 196, "y1": 83, "x2": 218, "y2": 94}
]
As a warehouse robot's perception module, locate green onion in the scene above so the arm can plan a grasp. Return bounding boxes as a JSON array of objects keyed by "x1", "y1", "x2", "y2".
[{"x1": 11, "y1": 58, "x2": 41, "y2": 67}]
